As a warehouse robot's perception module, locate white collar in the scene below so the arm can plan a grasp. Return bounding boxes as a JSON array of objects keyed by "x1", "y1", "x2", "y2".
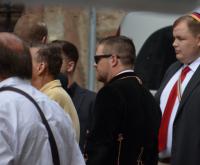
[
  {"x1": 116, "y1": 69, "x2": 134, "y2": 76},
  {"x1": 0, "y1": 77, "x2": 30, "y2": 88}
]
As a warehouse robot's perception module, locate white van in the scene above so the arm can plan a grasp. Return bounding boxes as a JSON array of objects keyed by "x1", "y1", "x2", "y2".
[{"x1": 120, "y1": 11, "x2": 180, "y2": 55}]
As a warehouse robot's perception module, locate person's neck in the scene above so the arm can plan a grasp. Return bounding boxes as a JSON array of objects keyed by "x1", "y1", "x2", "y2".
[
  {"x1": 67, "y1": 72, "x2": 75, "y2": 88},
  {"x1": 107, "y1": 66, "x2": 132, "y2": 83},
  {"x1": 32, "y1": 75, "x2": 54, "y2": 90}
]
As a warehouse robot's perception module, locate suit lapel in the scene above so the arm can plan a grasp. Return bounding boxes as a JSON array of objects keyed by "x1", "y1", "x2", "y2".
[
  {"x1": 155, "y1": 62, "x2": 182, "y2": 104},
  {"x1": 176, "y1": 65, "x2": 200, "y2": 116}
]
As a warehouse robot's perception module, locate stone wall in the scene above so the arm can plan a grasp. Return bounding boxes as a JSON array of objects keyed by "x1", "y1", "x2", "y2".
[{"x1": 24, "y1": 5, "x2": 127, "y2": 92}]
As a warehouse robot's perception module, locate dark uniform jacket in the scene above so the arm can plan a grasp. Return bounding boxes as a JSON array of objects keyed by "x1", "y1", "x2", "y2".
[
  {"x1": 86, "y1": 71, "x2": 161, "y2": 165},
  {"x1": 155, "y1": 61, "x2": 200, "y2": 165}
]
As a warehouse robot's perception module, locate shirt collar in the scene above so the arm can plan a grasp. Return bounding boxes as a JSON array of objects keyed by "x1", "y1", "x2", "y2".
[
  {"x1": 185, "y1": 56, "x2": 200, "y2": 72},
  {"x1": 116, "y1": 69, "x2": 134, "y2": 76},
  {"x1": 0, "y1": 77, "x2": 30, "y2": 88},
  {"x1": 40, "y1": 79, "x2": 62, "y2": 93}
]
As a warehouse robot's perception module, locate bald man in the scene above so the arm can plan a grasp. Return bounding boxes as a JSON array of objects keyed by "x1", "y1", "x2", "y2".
[{"x1": 0, "y1": 32, "x2": 85, "y2": 165}]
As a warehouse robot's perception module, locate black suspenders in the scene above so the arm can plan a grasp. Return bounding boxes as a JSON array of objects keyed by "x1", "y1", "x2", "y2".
[{"x1": 0, "y1": 86, "x2": 60, "y2": 165}]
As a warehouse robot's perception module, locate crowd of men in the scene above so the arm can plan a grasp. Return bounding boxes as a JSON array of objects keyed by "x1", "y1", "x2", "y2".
[{"x1": 0, "y1": 9, "x2": 200, "y2": 165}]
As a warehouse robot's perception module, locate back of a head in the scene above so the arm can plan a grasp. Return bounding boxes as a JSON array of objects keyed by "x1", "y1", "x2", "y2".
[
  {"x1": 98, "y1": 35, "x2": 136, "y2": 67},
  {"x1": 14, "y1": 14, "x2": 48, "y2": 45},
  {"x1": 52, "y1": 40, "x2": 79, "y2": 64},
  {"x1": 37, "y1": 43, "x2": 62, "y2": 78},
  {"x1": 0, "y1": 32, "x2": 32, "y2": 79}
]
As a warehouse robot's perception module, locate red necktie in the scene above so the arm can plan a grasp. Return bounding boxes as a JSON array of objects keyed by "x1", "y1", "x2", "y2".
[{"x1": 159, "y1": 66, "x2": 190, "y2": 152}]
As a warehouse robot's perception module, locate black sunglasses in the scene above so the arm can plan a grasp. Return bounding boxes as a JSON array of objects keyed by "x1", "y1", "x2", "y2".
[{"x1": 94, "y1": 54, "x2": 112, "y2": 64}]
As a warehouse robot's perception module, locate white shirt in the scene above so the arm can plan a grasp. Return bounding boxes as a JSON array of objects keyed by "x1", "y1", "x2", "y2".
[
  {"x1": 116, "y1": 69, "x2": 134, "y2": 76},
  {"x1": 0, "y1": 77, "x2": 85, "y2": 165},
  {"x1": 159, "y1": 57, "x2": 200, "y2": 158}
]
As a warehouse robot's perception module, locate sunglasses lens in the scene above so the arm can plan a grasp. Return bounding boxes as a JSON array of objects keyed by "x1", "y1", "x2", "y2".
[
  {"x1": 94, "y1": 56, "x2": 100, "y2": 64},
  {"x1": 94, "y1": 54, "x2": 112, "y2": 64}
]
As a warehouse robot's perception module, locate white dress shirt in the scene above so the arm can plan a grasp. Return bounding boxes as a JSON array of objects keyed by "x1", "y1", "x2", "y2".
[
  {"x1": 0, "y1": 77, "x2": 85, "y2": 165},
  {"x1": 159, "y1": 57, "x2": 200, "y2": 158}
]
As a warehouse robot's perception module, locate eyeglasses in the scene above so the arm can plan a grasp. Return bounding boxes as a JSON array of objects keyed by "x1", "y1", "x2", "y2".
[{"x1": 94, "y1": 54, "x2": 112, "y2": 64}]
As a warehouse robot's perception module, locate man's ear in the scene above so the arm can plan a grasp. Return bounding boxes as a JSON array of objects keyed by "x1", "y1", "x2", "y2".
[
  {"x1": 110, "y1": 55, "x2": 118, "y2": 67},
  {"x1": 37, "y1": 62, "x2": 47, "y2": 75},
  {"x1": 197, "y1": 34, "x2": 200, "y2": 47},
  {"x1": 67, "y1": 61, "x2": 75, "y2": 72},
  {"x1": 41, "y1": 35, "x2": 47, "y2": 44}
]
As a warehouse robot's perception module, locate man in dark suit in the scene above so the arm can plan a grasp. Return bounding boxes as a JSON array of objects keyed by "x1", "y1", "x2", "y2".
[
  {"x1": 52, "y1": 40, "x2": 96, "y2": 152},
  {"x1": 85, "y1": 36, "x2": 161, "y2": 165},
  {"x1": 155, "y1": 11, "x2": 200, "y2": 165}
]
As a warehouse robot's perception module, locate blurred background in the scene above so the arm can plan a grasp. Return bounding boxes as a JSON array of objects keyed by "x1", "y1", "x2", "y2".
[{"x1": 0, "y1": 0, "x2": 199, "y2": 92}]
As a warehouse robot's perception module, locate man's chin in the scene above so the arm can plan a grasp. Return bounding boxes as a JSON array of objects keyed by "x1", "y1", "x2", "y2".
[
  {"x1": 97, "y1": 78, "x2": 104, "y2": 83},
  {"x1": 97, "y1": 76, "x2": 105, "y2": 83},
  {"x1": 176, "y1": 54, "x2": 183, "y2": 62},
  {"x1": 176, "y1": 56, "x2": 192, "y2": 64}
]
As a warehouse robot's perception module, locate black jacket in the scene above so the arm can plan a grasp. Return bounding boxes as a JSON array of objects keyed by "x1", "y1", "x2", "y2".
[{"x1": 86, "y1": 72, "x2": 161, "y2": 165}]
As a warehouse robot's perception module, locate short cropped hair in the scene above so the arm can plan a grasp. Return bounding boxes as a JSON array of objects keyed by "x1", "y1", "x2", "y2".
[
  {"x1": 14, "y1": 14, "x2": 48, "y2": 45},
  {"x1": 36, "y1": 43, "x2": 62, "y2": 78},
  {"x1": 0, "y1": 37, "x2": 32, "y2": 79},
  {"x1": 173, "y1": 15, "x2": 200, "y2": 36},
  {"x1": 98, "y1": 36, "x2": 136, "y2": 67},
  {"x1": 51, "y1": 40, "x2": 79, "y2": 65}
]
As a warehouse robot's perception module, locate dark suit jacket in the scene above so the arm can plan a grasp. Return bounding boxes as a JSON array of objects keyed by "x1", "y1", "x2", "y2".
[
  {"x1": 155, "y1": 61, "x2": 200, "y2": 165},
  {"x1": 86, "y1": 72, "x2": 161, "y2": 165},
  {"x1": 68, "y1": 82, "x2": 96, "y2": 152}
]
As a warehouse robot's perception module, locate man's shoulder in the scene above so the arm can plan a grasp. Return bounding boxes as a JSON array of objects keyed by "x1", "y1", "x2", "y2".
[
  {"x1": 100, "y1": 75, "x2": 152, "y2": 99},
  {"x1": 37, "y1": 90, "x2": 72, "y2": 124},
  {"x1": 81, "y1": 87, "x2": 96, "y2": 97},
  {"x1": 0, "y1": 84, "x2": 68, "y2": 121},
  {"x1": 44, "y1": 85, "x2": 70, "y2": 100},
  {"x1": 0, "y1": 84, "x2": 46, "y2": 103},
  {"x1": 74, "y1": 83, "x2": 96, "y2": 97}
]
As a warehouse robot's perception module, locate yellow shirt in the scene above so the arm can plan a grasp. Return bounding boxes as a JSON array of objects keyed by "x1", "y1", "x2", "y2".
[{"x1": 40, "y1": 80, "x2": 80, "y2": 142}]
